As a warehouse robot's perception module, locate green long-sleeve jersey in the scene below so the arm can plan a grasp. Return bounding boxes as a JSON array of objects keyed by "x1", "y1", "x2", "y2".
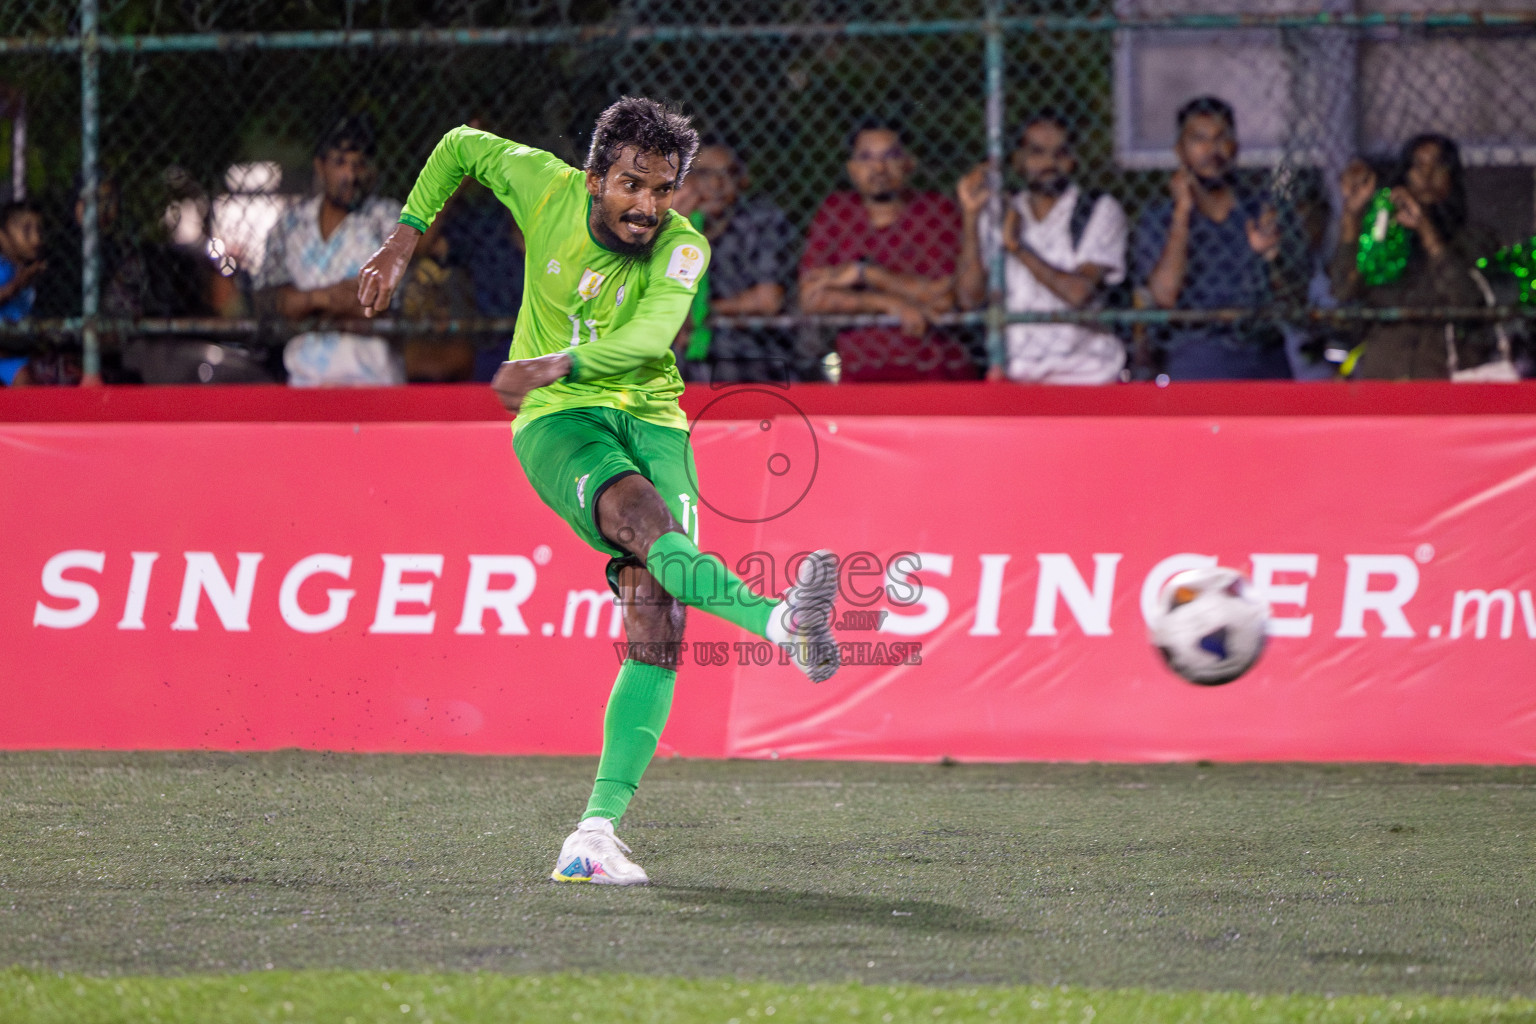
[{"x1": 399, "y1": 126, "x2": 710, "y2": 434}]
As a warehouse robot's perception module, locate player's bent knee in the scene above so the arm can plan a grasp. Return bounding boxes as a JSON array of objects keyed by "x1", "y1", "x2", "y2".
[{"x1": 598, "y1": 475, "x2": 683, "y2": 559}]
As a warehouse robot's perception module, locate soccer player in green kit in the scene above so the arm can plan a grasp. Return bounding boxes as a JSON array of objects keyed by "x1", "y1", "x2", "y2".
[{"x1": 356, "y1": 97, "x2": 841, "y2": 885}]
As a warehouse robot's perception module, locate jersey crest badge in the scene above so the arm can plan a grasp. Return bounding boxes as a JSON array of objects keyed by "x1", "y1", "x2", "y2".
[
  {"x1": 665, "y1": 244, "x2": 704, "y2": 288},
  {"x1": 577, "y1": 267, "x2": 606, "y2": 301},
  {"x1": 546, "y1": 259, "x2": 562, "y2": 275}
]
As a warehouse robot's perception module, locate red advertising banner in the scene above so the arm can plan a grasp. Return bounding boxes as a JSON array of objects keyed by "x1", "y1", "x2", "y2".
[
  {"x1": 4, "y1": 399, "x2": 1536, "y2": 763},
  {"x1": 0, "y1": 420, "x2": 757, "y2": 758},
  {"x1": 724, "y1": 414, "x2": 1536, "y2": 764}
]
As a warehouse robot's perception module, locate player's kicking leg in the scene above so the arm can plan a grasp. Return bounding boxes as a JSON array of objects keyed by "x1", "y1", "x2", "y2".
[
  {"x1": 599, "y1": 473, "x2": 841, "y2": 682},
  {"x1": 552, "y1": 563, "x2": 680, "y2": 885},
  {"x1": 551, "y1": 473, "x2": 841, "y2": 884}
]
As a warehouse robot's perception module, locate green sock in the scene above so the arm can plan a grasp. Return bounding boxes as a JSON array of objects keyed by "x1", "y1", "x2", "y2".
[
  {"x1": 645, "y1": 530, "x2": 775, "y2": 637},
  {"x1": 582, "y1": 660, "x2": 677, "y2": 825}
]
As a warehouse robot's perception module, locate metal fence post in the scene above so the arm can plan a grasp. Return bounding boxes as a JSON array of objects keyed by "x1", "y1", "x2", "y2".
[
  {"x1": 983, "y1": 0, "x2": 1006, "y2": 374},
  {"x1": 79, "y1": 0, "x2": 101, "y2": 381},
  {"x1": 1314, "y1": 0, "x2": 1359, "y2": 258}
]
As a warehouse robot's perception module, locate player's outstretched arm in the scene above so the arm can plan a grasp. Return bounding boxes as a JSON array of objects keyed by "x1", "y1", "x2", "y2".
[
  {"x1": 398, "y1": 126, "x2": 566, "y2": 238},
  {"x1": 360, "y1": 126, "x2": 514, "y2": 316},
  {"x1": 357, "y1": 224, "x2": 421, "y2": 318}
]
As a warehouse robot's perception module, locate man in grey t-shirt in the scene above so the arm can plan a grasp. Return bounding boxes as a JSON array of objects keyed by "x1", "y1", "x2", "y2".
[{"x1": 671, "y1": 138, "x2": 799, "y2": 383}]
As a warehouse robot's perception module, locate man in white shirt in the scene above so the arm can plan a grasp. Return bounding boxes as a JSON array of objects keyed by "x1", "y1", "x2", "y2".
[
  {"x1": 955, "y1": 111, "x2": 1129, "y2": 384},
  {"x1": 255, "y1": 115, "x2": 405, "y2": 386}
]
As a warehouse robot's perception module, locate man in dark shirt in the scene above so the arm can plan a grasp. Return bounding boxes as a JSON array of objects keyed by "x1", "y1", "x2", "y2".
[
  {"x1": 1134, "y1": 96, "x2": 1303, "y2": 379},
  {"x1": 670, "y1": 137, "x2": 798, "y2": 382},
  {"x1": 799, "y1": 118, "x2": 973, "y2": 382}
]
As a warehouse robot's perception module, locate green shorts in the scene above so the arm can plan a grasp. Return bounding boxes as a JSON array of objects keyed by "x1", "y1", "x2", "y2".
[{"x1": 512, "y1": 406, "x2": 700, "y2": 595}]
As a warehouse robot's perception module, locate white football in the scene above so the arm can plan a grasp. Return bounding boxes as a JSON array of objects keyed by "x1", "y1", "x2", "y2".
[{"x1": 1148, "y1": 566, "x2": 1269, "y2": 686}]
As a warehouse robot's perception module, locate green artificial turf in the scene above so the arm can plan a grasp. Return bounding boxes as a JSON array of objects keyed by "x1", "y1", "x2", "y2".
[
  {"x1": 1, "y1": 752, "x2": 1533, "y2": 1003},
  {"x1": 4, "y1": 969, "x2": 1535, "y2": 1024}
]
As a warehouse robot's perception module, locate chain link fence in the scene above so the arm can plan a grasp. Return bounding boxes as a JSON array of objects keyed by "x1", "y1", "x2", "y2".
[{"x1": 1, "y1": 1, "x2": 1534, "y2": 383}]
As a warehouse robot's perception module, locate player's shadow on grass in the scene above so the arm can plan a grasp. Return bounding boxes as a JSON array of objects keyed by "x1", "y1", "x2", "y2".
[{"x1": 652, "y1": 884, "x2": 1007, "y2": 935}]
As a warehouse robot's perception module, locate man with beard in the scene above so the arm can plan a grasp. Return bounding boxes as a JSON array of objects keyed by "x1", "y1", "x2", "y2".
[
  {"x1": 799, "y1": 119, "x2": 974, "y2": 381},
  {"x1": 356, "y1": 97, "x2": 842, "y2": 886},
  {"x1": 953, "y1": 111, "x2": 1129, "y2": 384},
  {"x1": 669, "y1": 136, "x2": 798, "y2": 382},
  {"x1": 255, "y1": 114, "x2": 405, "y2": 385},
  {"x1": 1328, "y1": 134, "x2": 1499, "y2": 379},
  {"x1": 1134, "y1": 96, "x2": 1303, "y2": 379}
]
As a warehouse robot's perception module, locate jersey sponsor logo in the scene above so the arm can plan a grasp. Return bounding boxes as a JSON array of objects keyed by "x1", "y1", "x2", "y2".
[
  {"x1": 615, "y1": 284, "x2": 626, "y2": 307},
  {"x1": 665, "y1": 243, "x2": 704, "y2": 288},
  {"x1": 577, "y1": 267, "x2": 606, "y2": 301},
  {"x1": 576, "y1": 473, "x2": 590, "y2": 510},
  {"x1": 546, "y1": 259, "x2": 562, "y2": 275}
]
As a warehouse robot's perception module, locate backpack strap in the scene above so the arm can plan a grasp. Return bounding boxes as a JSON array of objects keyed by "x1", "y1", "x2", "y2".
[{"x1": 1068, "y1": 189, "x2": 1100, "y2": 253}]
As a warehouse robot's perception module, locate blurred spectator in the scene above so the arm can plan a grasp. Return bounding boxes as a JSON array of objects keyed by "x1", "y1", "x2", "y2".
[
  {"x1": 954, "y1": 111, "x2": 1128, "y2": 384},
  {"x1": 399, "y1": 222, "x2": 478, "y2": 382},
  {"x1": 799, "y1": 118, "x2": 974, "y2": 382},
  {"x1": 670, "y1": 136, "x2": 798, "y2": 383},
  {"x1": 0, "y1": 200, "x2": 46, "y2": 320},
  {"x1": 1134, "y1": 96, "x2": 1304, "y2": 379},
  {"x1": 255, "y1": 114, "x2": 404, "y2": 386},
  {"x1": 35, "y1": 178, "x2": 138, "y2": 322},
  {"x1": 0, "y1": 199, "x2": 81, "y2": 386},
  {"x1": 22, "y1": 178, "x2": 133, "y2": 385},
  {"x1": 71, "y1": 172, "x2": 272, "y2": 384},
  {"x1": 0, "y1": 200, "x2": 44, "y2": 386},
  {"x1": 1329, "y1": 135, "x2": 1499, "y2": 379}
]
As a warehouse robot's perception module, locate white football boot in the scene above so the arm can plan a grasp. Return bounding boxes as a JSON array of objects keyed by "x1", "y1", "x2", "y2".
[
  {"x1": 765, "y1": 549, "x2": 842, "y2": 684},
  {"x1": 550, "y1": 816, "x2": 649, "y2": 885}
]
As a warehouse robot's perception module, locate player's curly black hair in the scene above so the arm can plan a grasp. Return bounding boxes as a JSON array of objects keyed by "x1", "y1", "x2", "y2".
[{"x1": 585, "y1": 96, "x2": 699, "y2": 183}]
